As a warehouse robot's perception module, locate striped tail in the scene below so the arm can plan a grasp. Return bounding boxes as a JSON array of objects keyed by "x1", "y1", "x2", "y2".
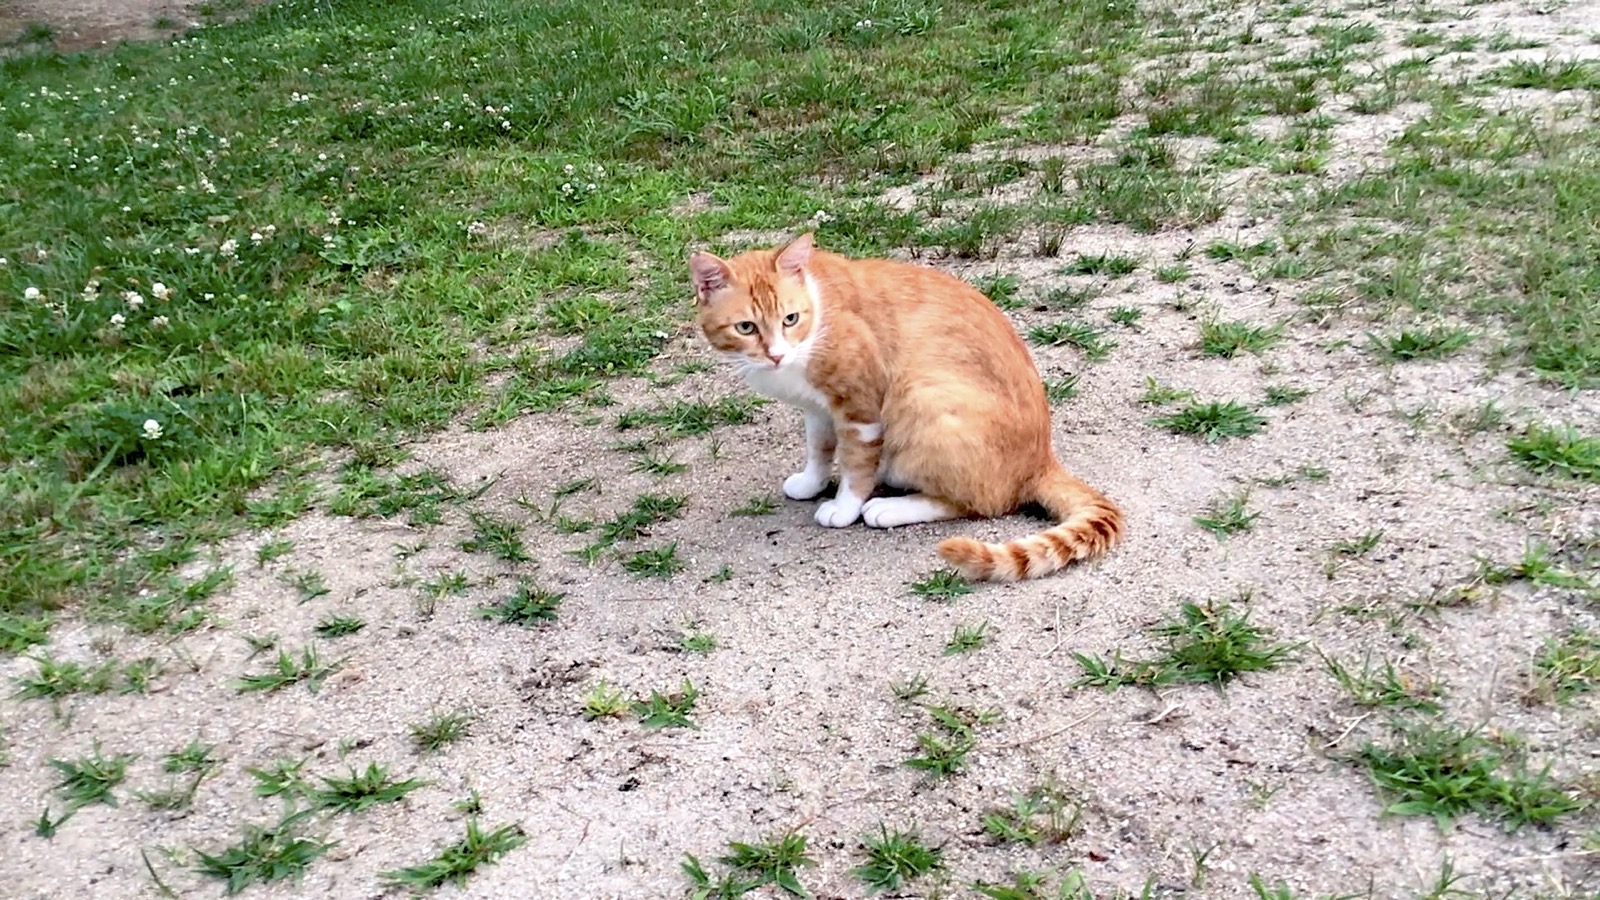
[{"x1": 936, "y1": 466, "x2": 1123, "y2": 581}]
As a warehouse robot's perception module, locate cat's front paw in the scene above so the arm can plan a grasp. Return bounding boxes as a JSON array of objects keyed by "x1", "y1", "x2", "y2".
[
  {"x1": 815, "y1": 497, "x2": 862, "y2": 528},
  {"x1": 783, "y1": 470, "x2": 828, "y2": 501}
]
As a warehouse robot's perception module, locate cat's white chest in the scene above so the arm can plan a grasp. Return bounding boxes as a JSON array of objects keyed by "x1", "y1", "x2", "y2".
[{"x1": 743, "y1": 362, "x2": 830, "y2": 416}]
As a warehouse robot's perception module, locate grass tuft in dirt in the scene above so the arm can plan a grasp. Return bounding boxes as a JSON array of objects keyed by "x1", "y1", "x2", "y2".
[
  {"x1": 1199, "y1": 320, "x2": 1283, "y2": 358},
  {"x1": 623, "y1": 543, "x2": 686, "y2": 578},
  {"x1": 1194, "y1": 491, "x2": 1258, "y2": 537},
  {"x1": 1027, "y1": 320, "x2": 1115, "y2": 361},
  {"x1": 312, "y1": 614, "x2": 366, "y2": 639},
  {"x1": 1320, "y1": 650, "x2": 1441, "y2": 713},
  {"x1": 478, "y1": 580, "x2": 563, "y2": 626},
  {"x1": 311, "y1": 763, "x2": 426, "y2": 814},
  {"x1": 50, "y1": 744, "x2": 132, "y2": 808},
  {"x1": 411, "y1": 710, "x2": 475, "y2": 755},
  {"x1": 235, "y1": 646, "x2": 342, "y2": 694},
  {"x1": 982, "y1": 784, "x2": 1082, "y2": 846},
  {"x1": 1357, "y1": 721, "x2": 1583, "y2": 828},
  {"x1": 1369, "y1": 327, "x2": 1475, "y2": 361},
  {"x1": 944, "y1": 621, "x2": 992, "y2": 655},
  {"x1": 1075, "y1": 600, "x2": 1296, "y2": 688},
  {"x1": 1532, "y1": 630, "x2": 1599, "y2": 702},
  {"x1": 715, "y1": 831, "x2": 817, "y2": 898},
  {"x1": 634, "y1": 680, "x2": 700, "y2": 729},
  {"x1": 381, "y1": 820, "x2": 527, "y2": 892},
  {"x1": 851, "y1": 824, "x2": 944, "y2": 895},
  {"x1": 1507, "y1": 425, "x2": 1599, "y2": 482},
  {"x1": 195, "y1": 812, "x2": 333, "y2": 895},
  {"x1": 1152, "y1": 401, "x2": 1267, "y2": 442},
  {"x1": 582, "y1": 681, "x2": 631, "y2": 720},
  {"x1": 909, "y1": 569, "x2": 973, "y2": 601},
  {"x1": 461, "y1": 511, "x2": 531, "y2": 562}
]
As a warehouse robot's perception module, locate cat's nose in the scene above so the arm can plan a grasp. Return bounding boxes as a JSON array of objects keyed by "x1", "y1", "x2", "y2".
[{"x1": 766, "y1": 350, "x2": 785, "y2": 365}]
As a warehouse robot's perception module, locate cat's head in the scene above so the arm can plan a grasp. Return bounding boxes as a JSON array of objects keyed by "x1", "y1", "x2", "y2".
[{"x1": 688, "y1": 233, "x2": 820, "y2": 370}]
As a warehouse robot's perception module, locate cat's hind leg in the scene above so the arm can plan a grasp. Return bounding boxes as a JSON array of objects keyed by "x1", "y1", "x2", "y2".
[{"x1": 862, "y1": 494, "x2": 962, "y2": 529}]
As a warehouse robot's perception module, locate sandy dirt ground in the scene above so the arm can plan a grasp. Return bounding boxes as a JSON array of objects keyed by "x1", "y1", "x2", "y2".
[{"x1": 2, "y1": 1, "x2": 1598, "y2": 899}]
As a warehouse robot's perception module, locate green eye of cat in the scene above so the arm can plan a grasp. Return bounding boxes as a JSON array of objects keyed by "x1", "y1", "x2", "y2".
[
  {"x1": 783, "y1": 312, "x2": 800, "y2": 326},
  {"x1": 734, "y1": 321, "x2": 757, "y2": 335}
]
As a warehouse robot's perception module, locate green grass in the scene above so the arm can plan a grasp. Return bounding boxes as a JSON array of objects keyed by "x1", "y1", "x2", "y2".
[
  {"x1": 1043, "y1": 374, "x2": 1080, "y2": 404},
  {"x1": 622, "y1": 543, "x2": 685, "y2": 578},
  {"x1": 461, "y1": 511, "x2": 531, "y2": 562},
  {"x1": 616, "y1": 398, "x2": 759, "y2": 439},
  {"x1": 582, "y1": 680, "x2": 631, "y2": 720},
  {"x1": 730, "y1": 495, "x2": 777, "y2": 517},
  {"x1": 478, "y1": 579, "x2": 563, "y2": 626},
  {"x1": 1026, "y1": 319, "x2": 1115, "y2": 361},
  {"x1": 982, "y1": 785, "x2": 1081, "y2": 846},
  {"x1": 1198, "y1": 320, "x2": 1283, "y2": 357},
  {"x1": 311, "y1": 763, "x2": 426, "y2": 814},
  {"x1": 381, "y1": 819, "x2": 527, "y2": 892},
  {"x1": 634, "y1": 679, "x2": 700, "y2": 729},
  {"x1": 1320, "y1": 650, "x2": 1440, "y2": 713},
  {"x1": 851, "y1": 824, "x2": 943, "y2": 894},
  {"x1": 49, "y1": 745, "x2": 132, "y2": 808},
  {"x1": 196, "y1": 813, "x2": 333, "y2": 894},
  {"x1": 1532, "y1": 630, "x2": 1599, "y2": 702},
  {"x1": 1358, "y1": 721, "x2": 1583, "y2": 828},
  {"x1": 909, "y1": 569, "x2": 973, "y2": 601},
  {"x1": 944, "y1": 621, "x2": 992, "y2": 656},
  {"x1": 411, "y1": 710, "x2": 475, "y2": 754},
  {"x1": 1152, "y1": 400, "x2": 1267, "y2": 442},
  {"x1": 0, "y1": 0, "x2": 1149, "y2": 642},
  {"x1": 235, "y1": 646, "x2": 342, "y2": 694},
  {"x1": 1193, "y1": 491, "x2": 1258, "y2": 537},
  {"x1": 312, "y1": 614, "x2": 365, "y2": 639},
  {"x1": 1074, "y1": 600, "x2": 1296, "y2": 688},
  {"x1": 1368, "y1": 327, "x2": 1475, "y2": 361},
  {"x1": 1507, "y1": 424, "x2": 1599, "y2": 482},
  {"x1": 1061, "y1": 253, "x2": 1139, "y2": 276},
  {"x1": 716, "y1": 831, "x2": 816, "y2": 898}
]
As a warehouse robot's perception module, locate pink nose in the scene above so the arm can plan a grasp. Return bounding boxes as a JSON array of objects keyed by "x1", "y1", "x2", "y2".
[{"x1": 767, "y1": 350, "x2": 785, "y2": 365}]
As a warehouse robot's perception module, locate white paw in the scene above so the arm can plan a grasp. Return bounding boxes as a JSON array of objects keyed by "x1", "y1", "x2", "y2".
[
  {"x1": 862, "y1": 496, "x2": 952, "y2": 529},
  {"x1": 783, "y1": 470, "x2": 827, "y2": 501},
  {"x1": 815, "y1": 497, "x2": 862, "y2": 528}
]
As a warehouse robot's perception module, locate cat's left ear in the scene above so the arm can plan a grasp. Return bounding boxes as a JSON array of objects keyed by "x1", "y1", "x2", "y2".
[
  {"x1": 775, "y1": 232, "x2": 814, "y2": 278},
  {"x1": 689, "y1": 251, "x2": 732, "y2": 304}
]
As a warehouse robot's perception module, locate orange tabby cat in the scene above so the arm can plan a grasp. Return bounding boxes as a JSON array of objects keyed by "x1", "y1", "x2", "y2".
[{"x1": 688, "y1": 233, "x2": 1123, "y2": 581}]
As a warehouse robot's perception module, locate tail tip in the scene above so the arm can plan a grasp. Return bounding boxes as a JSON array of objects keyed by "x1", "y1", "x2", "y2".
[{"x1": 937, "y1": 536, "x2": 992, "y2": 581}]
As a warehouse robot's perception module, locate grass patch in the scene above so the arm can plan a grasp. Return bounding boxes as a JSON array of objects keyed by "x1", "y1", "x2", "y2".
[
  {"x1": 311, "y1": 763, "x2": 426, "y2": 814},
  {"x1": 616, "y1": 398, "x2": 759, "y2": 439},
  {"x1": 622, "y1": 543, "x2": 685, "y2": 578},
  {"x1": 1193, "y1": 491, "x2": 1258, "y2": 537},
  {"x1": 411, "y1": 710, "x2": 475, "y2": 754},
  {"x1": 1026, "y1": 320, "x2": 1115, "y2": 361},
  {"x1": 1358, "y1": 721, "x2": 1583, "y2": 828},
  {"x1": 1152, "y1": 400, "x2": 1267, "y2": 442},
  {"x1": 1320, "y1": 650, "x2": 1440, "y2": 713},
  {"x1": 944, "y1": 621, "x2": 992, "y2": 656},
  {"x1": 982, "y1": 784, "x2": 1082, "y2": 846},
  {"x1": 1369, "y1": 327, "x2": 1475, "y2": 361},
  {"x1": 1507, "y1": 425, "x2": 1599, "y2": 482},
  {"x1": 909, "y1": 569, "x2": 973, "y2": 601},
  {"x1": 382, "y1": 820, "x2": 527, "y2": 892},
  {"x1": 195, "y1": 813, "x2": 332, "y2": 894},
  {"x1": 235, "y1": 646, "x2": 342, "y2": 694},
  {"x1": 1198, "y1": 320, "x2": 1283, "y2": 357},
  {"x1": 312, "y1": 614, "x2": 365, "y2": 639},
  {"x1": 851, "y1": 825, "x2": 944, "y2": 894},
  {"x1": 731, "y1": 495, "x2": 777, "y2": 517},
  {"x1": 1532, "y1": 630, "x2": 1599, "y2": 702},
  {"x1": 50, "y1": 745, "x2": 132, "y2": 808},
  {"x1": 685, "y1": 831, "x2": 817, "y2": 899},
  {"x1": 634, "y1": 679, "x2": 700, "y2": 729},
  {"x1": 478, "y1": 580, "x2": 563, "y2": 626},
  {"x1": 461, "y1": 511, "x2": 531, "y2": 562},
  {"x1": 1074, "y1": 599, "x2": 1296, "y2": 688}
]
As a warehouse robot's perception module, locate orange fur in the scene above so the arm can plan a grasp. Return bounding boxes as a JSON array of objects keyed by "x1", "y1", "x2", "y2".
[{"x1": 689, "y1": 233, "x2": 1124, "y2": 581}]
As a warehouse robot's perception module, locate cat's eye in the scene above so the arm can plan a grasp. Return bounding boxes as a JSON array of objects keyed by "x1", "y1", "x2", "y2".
[
  {"x1": 782, "y1": 312, "x2": 801, "y2": 327},
  {"x1": 733, "y1": 321, "x2": 757, "y2": 335}
]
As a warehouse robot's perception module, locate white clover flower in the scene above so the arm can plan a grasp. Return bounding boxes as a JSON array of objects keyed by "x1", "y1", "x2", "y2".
[
  {"x1": 24, "y1": 286, "x2": 40, "y2": 301},
  {"x1": 563, "y1": 164, "x2": 576, "y2": 175},
  {"x1": 251, "y1": 231, "x2": 264, "y2": 244},
  {"x1": 184, "y1": 247, "x2": 200, "y2": 255},
  {"x1": 142, "y1": 419, "x2": 163, "y2": 440},
  {"x1": 560, "y1": 182, "x2": 575, "y2": 196},
  {"x1": 466, "y1": 221, "x2": 488, "y2": 236},
  {"x1": 812, "y1": 210, "x2": 835, "y2": 223},
  {"x1": 123, "y1": 290, "x2": 145, "y2": 309},
  {"x1": 110, "y1": 313, "x2": 126, "y2": 329},
  {"x1": 0, "y1": 257, "x2": 7, "y2": 267},
  {"x1": 35, "y1": 248, "x2": 47, "y2": 261},
  {"x1": 199, "y1": 174, "x2": 216, "y2": 194},
  {"x1": 317, "y1": 152, "x2": 327, "y2": 161},
  {"x1": 151, "y1": 282, "x2": 171, "y2": 300},
  {"x1": 264, "y1": 224, "x2": 276, "y2": 236},
  {"x1": 203, "y1": 292, "x2": 215, "y2": 301},
  {"x1": 151, "y1": 315, "x2": 170, "y2": 328},
  {"x1": 501, "y1": 119, "x2": 511, "y2": 129},
  {"x1": 219, "y1": 238, "x2": 238, "y2": 258},
  {"x1": 442, "y1": 120, "x2": 452, "y2": 131}
]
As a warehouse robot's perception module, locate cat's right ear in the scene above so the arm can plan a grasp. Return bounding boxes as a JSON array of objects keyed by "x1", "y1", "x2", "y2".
[{"x1": 689, "y1": 251, "x2": 732, "y2": 304}]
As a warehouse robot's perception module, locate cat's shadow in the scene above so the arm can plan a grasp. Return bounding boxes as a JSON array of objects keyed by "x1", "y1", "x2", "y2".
[{"x1": 815, "y1": 483, "x2": 1054, "y2": 523}]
